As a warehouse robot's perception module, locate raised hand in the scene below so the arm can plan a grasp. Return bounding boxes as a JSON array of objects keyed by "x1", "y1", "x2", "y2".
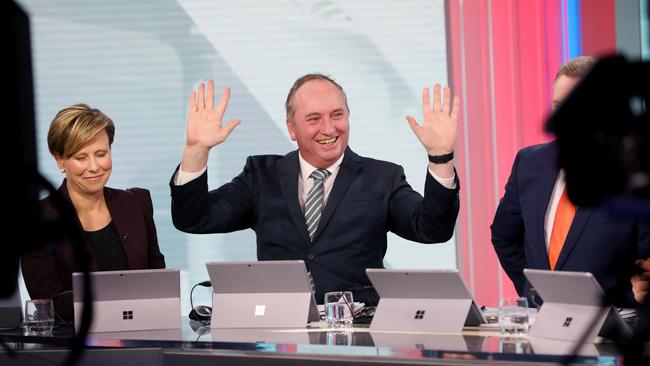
[
  {"x1": 405, "y1": 84, "x2": 459, "y2": 156},
  {"x1": 186, "y1": 80, "x2": 240, "y2": 149},
  {"x1": 182, "y1": 80, "x2": 240, "y2": 171}
]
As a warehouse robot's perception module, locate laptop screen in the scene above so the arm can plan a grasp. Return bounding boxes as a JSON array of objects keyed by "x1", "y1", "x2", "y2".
[
  {"x1": 206, "y1": 260, "x2": 313, "y2": 294},
  {"x1": 523, "y1": 269, "x2": 605, "y2": 306},
  {"x1": 206, "y1": 260, "x2": 319, "y2": 328},
  {"x1": 365, "y1": 268, "x2": 485, "y2": 332},
  {"x1": 72, "y1": 269, "x2": 180, "y2": 302},
  {"x1": 72, "y1": 269, "x2": 181, "y2": 333},
  {"x1": 366, "y1": 269, "x2": 474, "y2": 299}
]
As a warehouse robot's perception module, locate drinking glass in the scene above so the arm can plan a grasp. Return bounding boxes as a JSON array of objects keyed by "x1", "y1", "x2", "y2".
[
  {"x1": 324, "y1": 291, "x2": 354, "y2": 328},
  {"x1": 24, "y1": 299, "x2": 54, "y2": 335},
  {"x1": 498, "y1": 297, "x2": 529, "y2": 334}
]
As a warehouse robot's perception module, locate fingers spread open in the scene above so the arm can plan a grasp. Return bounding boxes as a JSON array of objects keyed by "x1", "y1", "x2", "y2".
[
  {"x1": 442, "y1": 86, "x2": 451, "y2": 115},
  {"x1": 207, "y1": 80, "x2": 215, "y2": 110},
  {"x1": 433, "y1": 84, "x2": 442, "y2": 112},
  {"x1": 197, "y1": 82, "x2": 206, "y2": 110},
  {"x1": 222, "y1": 119, "x2": 241, "y2": 139},
  {"x1": 189, "y1": 91, "x2": 197, "y2": 116},
  {"x1": 422, "y1": 88, "x2": 431, "y2": 117},
  {"x1": 451, "y1": 96, "x2": 460, "y2": 122},
  {"x1": 215, "y1": 87, "x2": 231, "y2": 121},
  {"x1": 405, "y1": 115, "x2": 421, "y2": 136}
]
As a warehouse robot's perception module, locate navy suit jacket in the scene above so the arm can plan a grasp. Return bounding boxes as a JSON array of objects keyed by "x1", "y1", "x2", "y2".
[
  {"x1": 21, "y1": 181, "x2": 166, "y2": 321},
  {"x1": 171, "y1": 147, "x2": 460, "y2": 304},
  {"x1": 491, "y1": 142, "x2": 650, "y2": 307}
]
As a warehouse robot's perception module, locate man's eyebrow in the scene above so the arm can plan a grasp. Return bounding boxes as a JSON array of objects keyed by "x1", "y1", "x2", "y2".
[{"x1": 305, "y1": 112, "x2": 321, "y2": 119}]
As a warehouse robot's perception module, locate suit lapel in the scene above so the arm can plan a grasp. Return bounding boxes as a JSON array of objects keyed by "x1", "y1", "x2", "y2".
[
  {"x1": 554, "y1": 207, "x2": 593, "y2": 270},
  {"x1": 533, "y1": 147, "x2": 560, "y2": 270},
  {"x1": 104, "y1": 187, "x2": 138, "y2": 268},
  {"x1": 58, "y1": 180, "x2": 99, "y2": 270},
  {"x1": 277, "y1": 151, "x2": 312, "y2": 244},
  {"x1": 312, "y1": 148, "x2": 362, "y2": 242}
]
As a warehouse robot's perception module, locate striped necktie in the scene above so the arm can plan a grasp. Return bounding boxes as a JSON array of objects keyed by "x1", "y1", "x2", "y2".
[{"x1": 304, "y1": 168, "x2": 330, "y2": 241}]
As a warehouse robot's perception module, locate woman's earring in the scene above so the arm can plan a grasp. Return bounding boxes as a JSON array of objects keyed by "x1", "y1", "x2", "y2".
[{"x1": 60, "y1": 169, "x2": 65, "y2": 173}]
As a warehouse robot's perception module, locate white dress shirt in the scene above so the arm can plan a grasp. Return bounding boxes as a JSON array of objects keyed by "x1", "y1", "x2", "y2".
[
  {"x1": 174, "y1": 153, "x2": 457, "y2": 210},
  {"x1": 544, "y1": 170, "x2": 571, "y2": 251}
]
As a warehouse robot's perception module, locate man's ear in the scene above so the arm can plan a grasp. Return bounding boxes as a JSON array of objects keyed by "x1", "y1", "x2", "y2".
[{"x1": 286, "y1": 120, "x2": 297, "y2": 141}]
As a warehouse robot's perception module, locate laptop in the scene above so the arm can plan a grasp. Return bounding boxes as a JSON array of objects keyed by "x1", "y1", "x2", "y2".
[
  {"x1": 523, "y1": 269, "x2": 632, "y2": 342},
  {"x1": 366, "y1": 269, "x2": 486, "y2": 333},
  {"x1": 206, "y1": 260, "x2": 319, "y2": 328},
  {"x1": 0, "y1": 287, "x2": 22, "y2": 329},
  {"x1": 72, "y1": 268, "x2": 181, "y2": 333}
]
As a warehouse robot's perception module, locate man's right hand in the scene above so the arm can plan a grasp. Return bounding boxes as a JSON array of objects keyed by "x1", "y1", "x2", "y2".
[
  {"x1": 632, "y1": 259, "x2": 650, "y2": 304},
  {"x1": 181, "y1": 80, "x2": 241, "y2": 172}
]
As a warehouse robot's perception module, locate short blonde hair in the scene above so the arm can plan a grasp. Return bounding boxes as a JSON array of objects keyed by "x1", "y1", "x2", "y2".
[
  {"x1": 47, "y1": 103, "x2": 115, "y2": 159},
  {"x1": 555, "y1": 56, "x2": 596, "y2": 82}
]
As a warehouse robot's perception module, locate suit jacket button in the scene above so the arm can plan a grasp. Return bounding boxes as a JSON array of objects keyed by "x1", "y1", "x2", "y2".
[{"x1": 307, "y1": 254, "x2": 315, "y2": 260}]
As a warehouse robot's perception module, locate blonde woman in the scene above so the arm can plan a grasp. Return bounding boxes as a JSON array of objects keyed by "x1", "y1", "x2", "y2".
[{"x1": 22, "y1": 104, "x2": 165, "y2": 321}]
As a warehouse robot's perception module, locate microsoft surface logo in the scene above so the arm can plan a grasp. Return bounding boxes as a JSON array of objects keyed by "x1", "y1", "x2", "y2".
[
  {"x1": 123, "y1": 310, "x2": 134, "y2": 320},
  {"x1": 414, "y1": 310, "x2": 426, "y2": 320}
]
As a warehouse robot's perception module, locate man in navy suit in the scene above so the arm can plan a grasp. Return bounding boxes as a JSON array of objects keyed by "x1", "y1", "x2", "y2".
[
  {"x1": 491, "y1": 57, "x2": 650, "y2": 307},
  {"x1": 170, "y1": 74, "x2": 460, "y2": 304}
]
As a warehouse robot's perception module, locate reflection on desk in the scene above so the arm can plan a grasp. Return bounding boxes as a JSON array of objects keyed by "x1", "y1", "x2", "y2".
[
  {"x1": 209, "y1": 328, "x2": 317, "y2": 345},
  {"x1": 86, "y1": 328, "x2": 183, "y2": 343},
  {"x1": 527, "y1": 336, "x2": 618, "y2": 356},
  {"x1": 0, "y1": 317, "x2": 624, "y2": 365},
  {"x1": 370, "y1": 332, "x2": 473, "y2": 352}
]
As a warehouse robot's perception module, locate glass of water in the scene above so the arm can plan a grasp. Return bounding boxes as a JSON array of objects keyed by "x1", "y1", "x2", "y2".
[
  {"x1": 24, "y1": 299, "x2": 54, "y2": 335},
  {"x1": 324, "y1": 291, "x2": 354, "y2": 328},
  {"x1": 498, "y1": 297, "x2": 529, "y2": 334}
]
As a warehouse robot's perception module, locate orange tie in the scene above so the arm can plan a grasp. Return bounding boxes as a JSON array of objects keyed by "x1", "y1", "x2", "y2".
[{"x1": 548, "y1": 188, "x2": 576, "y2": 270}]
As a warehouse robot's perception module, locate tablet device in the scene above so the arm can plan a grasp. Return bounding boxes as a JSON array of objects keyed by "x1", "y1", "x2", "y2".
[
  {"x1": 523, "y1": 269, "x2": 632, "y2": 342},
  {"x1": 206, "y1": 260, "x2": 319, "y2": 328},
  {"x1": 72, "y1": 268, "x2": 181, "y2": 333},
  {"x1": 366, "y1": 268, "x2": 486, "y2": 332}
]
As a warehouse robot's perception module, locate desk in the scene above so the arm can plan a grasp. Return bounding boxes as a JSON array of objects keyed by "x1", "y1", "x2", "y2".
[{"x1": 0, "y1": 318, "x2": 623, "y2": 365}]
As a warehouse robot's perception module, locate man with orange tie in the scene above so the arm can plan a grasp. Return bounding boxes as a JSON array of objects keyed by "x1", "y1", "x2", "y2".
[{"x1": 491, "y1": 56, "x2": 650, "y2": 307}]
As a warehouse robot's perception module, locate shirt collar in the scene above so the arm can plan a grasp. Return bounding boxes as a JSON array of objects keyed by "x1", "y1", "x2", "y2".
[{"x1": 298, "y1": 152, "x2": 344, "y2": 180}]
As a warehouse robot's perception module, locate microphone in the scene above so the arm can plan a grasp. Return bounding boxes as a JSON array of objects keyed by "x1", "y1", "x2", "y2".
[{"x1": 189, "y1": 280, "x2": 212, "y2": 322}]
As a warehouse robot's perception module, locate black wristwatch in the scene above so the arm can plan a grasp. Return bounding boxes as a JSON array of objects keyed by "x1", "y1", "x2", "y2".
[{"x1": 428, "y1": 151, "x2": 454, "y2": 164}]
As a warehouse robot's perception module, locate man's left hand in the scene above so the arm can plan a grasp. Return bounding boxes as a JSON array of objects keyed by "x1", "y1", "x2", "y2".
[{"x1": 406, "y1": 84, "x2": 459, "y2": 156}]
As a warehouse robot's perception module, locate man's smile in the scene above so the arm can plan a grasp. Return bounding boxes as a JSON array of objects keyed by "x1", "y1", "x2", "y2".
[{"x1": 316, "y1": 137, "x2": 338, "y2": 145}]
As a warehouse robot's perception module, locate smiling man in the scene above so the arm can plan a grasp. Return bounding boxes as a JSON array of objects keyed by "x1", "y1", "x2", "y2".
[{"x1": 170, "y1": 74, "x2": 460, "y2": 305}]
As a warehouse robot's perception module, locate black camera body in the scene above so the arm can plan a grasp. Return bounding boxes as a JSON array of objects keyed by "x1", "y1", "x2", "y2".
[{"x1": 547, "y1": 55, "x2": 650, "y2": 213}]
